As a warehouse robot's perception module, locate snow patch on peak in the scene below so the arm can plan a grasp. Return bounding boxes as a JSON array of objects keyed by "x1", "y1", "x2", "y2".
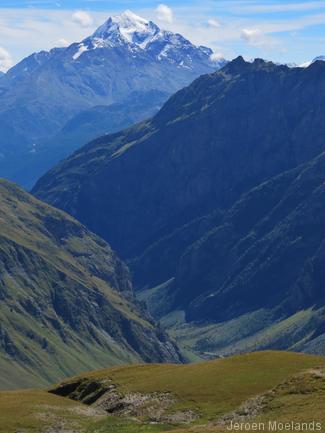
[
  {"x1": 113, "y1": 10, "x2": 149, "y2": 27},
  {"x1": 92, "y1": 10, "x2": 159, "y2": 47},
  {"x1": 299, "y1": 55, "x2": 325, "y2": 68},
  {"x1": 299, "y1": 61, "x2": 311, "y2": 68},
  {"x1": 73, "y1": 44, "x2": 88, "y2": 60}
]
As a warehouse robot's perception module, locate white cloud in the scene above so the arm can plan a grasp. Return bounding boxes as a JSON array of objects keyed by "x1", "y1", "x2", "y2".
[
  {"x1": 241, "y1": 28, "x2": 278, "y2": 50},
  {"x1": 156, "y1": 4, "x2": 174, "y2": 24},
  {"x1": 0, "y1": 46, "x2": 13, "y2": 72},
  {"x1": 72, "y1": 11, "x2": 93, "y2": 28},
  {"x1": 1, "y1": 4, "x2": 325, "y2": 68},
  {"x1": 0, "y1": 8, "x2": 108, "y2": 66},
  {"x1": 55, "y1": 38, "x2": 70, "y2": 47},
  {"x1": 241, "y1": 28, "x2": 264, "y2": 44},
  {"x1": 210, "y1": 51, "x2": 224, "y2": 61},
  {"x1": 207, "y1": 19, "x2": 221, "y2": 28},
  {"x1": 234, "y1": 1, "x2": 325, "y2": 14}
]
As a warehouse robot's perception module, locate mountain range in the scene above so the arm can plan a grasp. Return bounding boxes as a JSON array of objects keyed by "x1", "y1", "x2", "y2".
[
  {"x1": 0, "y1": 178, "x2": 180, "y2": 390},
  {"x1": 34, "y1": 57, "x2": 325, "y2": 359},
  {"x1": 0, "y1": 10, "x2": 224, "y2": 188}
]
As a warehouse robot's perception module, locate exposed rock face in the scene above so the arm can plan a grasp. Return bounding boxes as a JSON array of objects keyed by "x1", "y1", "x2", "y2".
[{"x1": 0, "y1": 179, "x2": 181, "y2": 390}]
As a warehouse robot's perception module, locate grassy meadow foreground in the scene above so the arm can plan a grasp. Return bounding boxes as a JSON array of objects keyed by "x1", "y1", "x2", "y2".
[{"x1": 0, "y1": 351, "x2": 324, "y2": 433}]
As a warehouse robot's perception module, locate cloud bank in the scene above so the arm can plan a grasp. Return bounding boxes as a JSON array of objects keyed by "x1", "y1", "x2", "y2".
[
  {"x1": 72, "y1": 11, "x2": 93, "y2": 28},
  {"x1": 156, "y1": 4, "x2": 174, "y2": 24},
  {"x1": 0, "y1": 47, "x2": 13, "y2": 72}
]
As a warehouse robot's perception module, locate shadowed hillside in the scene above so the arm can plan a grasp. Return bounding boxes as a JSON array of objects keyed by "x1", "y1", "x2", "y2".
[{"x1": 33, "y1": 58, "x2": 325, "y2": 358}]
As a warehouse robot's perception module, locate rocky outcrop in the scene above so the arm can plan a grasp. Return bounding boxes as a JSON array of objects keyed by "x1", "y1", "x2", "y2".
[{"x1": 50, "y1": 376, "x2": 197, "y2": 424}]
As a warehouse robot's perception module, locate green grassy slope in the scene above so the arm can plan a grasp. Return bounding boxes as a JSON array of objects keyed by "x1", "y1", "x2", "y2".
[
  {"x1": 0, "y1": 179, "x2": 180, "y2": 390},
  {"x1": 61, "y1": 351, "x2": 324, "y2": 420},
  {"x1": 0, "y1": 352, "x2": 324, "y2": 433},
  {"x1": 156, "y1": 307, "x2": 325, "y2": 363},
  {"x1": 171, "y1": 367, "x2": 325, "y2": 433},
  {"x1": 0, "y1": 390, "x2": 99, "y2": 433}
]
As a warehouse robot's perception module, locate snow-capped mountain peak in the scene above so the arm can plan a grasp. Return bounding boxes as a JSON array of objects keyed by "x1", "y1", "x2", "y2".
[
  {"x1": 92, "y1": 10, "x2": 159, "y2": 48},
  {"x1": 69, "y1": 10, "x2": 226, "y2": 70}
]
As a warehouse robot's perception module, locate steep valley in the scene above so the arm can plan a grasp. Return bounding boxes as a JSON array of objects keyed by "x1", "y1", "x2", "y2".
[{"x1": 33, "y1": 58, "x2": 325, "y2": 359}]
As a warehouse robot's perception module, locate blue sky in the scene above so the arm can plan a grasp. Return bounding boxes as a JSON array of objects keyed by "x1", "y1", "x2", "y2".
[{"x1": 1, "y1": 0, "x2": 325, "y2": 71}]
